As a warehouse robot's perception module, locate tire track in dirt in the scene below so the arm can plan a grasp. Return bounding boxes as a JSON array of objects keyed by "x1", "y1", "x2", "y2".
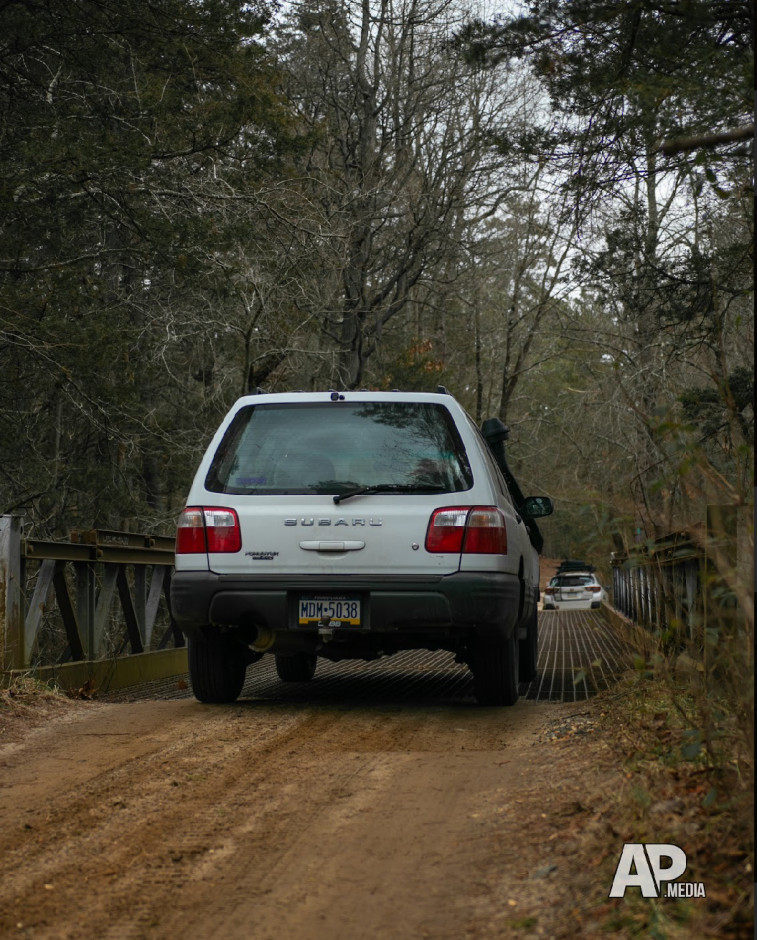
[
  {"x1": 0, "y1": 695, "x2": 612, "y2": 940},
  {"x1": 1, "y1": 610, "x2": 639, "y2": 939}
]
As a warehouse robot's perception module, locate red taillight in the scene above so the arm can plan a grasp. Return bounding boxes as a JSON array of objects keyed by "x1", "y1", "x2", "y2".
[
  {"x1": 176, "y1": 507, "x2": 241, "y2": 554},
  {"x1": 463, "y1": 508, "x2": 508, "y2": 554},
  {"x1": 587, "y1": 585, "x2": 602, "y2": 593},
  {"x1": 544, "y1": 586, "x2": 555, "y2": 595},
  {"x1": 425, "y1": 506, "x2": 507, "y2": 555},
  {"x1": 425, "y1": 507, "x2": 469, "y2": 553},
  {"x1": 176, "y1": 508, "x2": 207, "y2": 554},
  {"x1": 204, "y1": 508, "x2": 242, "y2": 553}
]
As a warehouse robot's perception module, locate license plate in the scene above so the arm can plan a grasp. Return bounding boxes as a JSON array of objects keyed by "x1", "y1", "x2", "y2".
[{"x1": 298, "y1": 596, "x2": 361, "y2": 626}]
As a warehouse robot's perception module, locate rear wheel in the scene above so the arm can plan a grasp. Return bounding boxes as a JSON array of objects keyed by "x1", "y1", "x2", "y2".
[
  {"x1": 275, "y1": 653, "x2": 317, "y2": 683},
  {"x1": 519, "y1": 606, "x2": 538, "y2": 682},
  {"x1": 470, "y1": 626, "x2": 520, "y2": 706},
  {"x1": 188, "y1": 629, "x2": 246, "y2": 703}
]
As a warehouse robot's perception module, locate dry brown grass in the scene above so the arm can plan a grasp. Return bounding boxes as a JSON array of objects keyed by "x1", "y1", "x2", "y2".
[
  {"x1": 0, "y1": 675, "x2": 83, "y2": 746},
  {"x1": 579, "y1": 662, "x2": 754, "y2": 938}
]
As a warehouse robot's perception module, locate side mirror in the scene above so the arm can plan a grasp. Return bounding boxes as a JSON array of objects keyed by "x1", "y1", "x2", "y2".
[{"x1": 522, "y1": 496, "x2": 554, "y2": 519}]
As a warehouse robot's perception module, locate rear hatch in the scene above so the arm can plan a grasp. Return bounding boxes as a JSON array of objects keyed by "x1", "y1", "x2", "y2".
[
  {"x1": 207, "y1": 492, "x2": 468, "y2": 577},
  {"x1": 198, "y1": 396, "x2": 476, "y2": 579},
  {"x1": 554, "y1": 574, "x2": 595, "y2": 604}
]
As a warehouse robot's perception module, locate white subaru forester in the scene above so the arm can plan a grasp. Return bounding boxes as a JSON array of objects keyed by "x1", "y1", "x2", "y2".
[{"x1": 171, "y1": 389, "x2": 553, "y2": 706}]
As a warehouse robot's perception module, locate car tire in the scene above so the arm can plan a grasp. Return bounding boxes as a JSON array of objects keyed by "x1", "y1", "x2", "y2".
[
  {"x1": 188, "y1": 629, "x2": 246, "y2": 704},
  {"x1": 275, "y1": 653, "x2": 317, "y2": 683},
  {"x1": 470, "y1": 627, "x2": 519, "y2": 706},
  {"x1": 519, "y1": 606, "x2": 538, "y2": 682}
]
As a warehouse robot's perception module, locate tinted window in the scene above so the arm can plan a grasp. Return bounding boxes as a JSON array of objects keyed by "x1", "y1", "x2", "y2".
[
  {"x1": 205, "y1": 401, "x2": 473, "y2": 495},
  {"x1": 554, "y1": 575, "x2": 595, "y2": 587}
]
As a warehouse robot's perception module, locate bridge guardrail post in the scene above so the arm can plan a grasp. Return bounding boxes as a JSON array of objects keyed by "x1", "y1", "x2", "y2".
[
  {"x1": 0, "y1": 515, "x2": 23, "y2": 674},
  {"x1": 76, "y1": 560, "x2": 97, "y2": 661}
]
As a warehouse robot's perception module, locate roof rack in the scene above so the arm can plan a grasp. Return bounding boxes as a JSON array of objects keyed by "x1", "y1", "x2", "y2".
[{"x1": 556, "y1": 559, "x2": 596, "y2": 573}]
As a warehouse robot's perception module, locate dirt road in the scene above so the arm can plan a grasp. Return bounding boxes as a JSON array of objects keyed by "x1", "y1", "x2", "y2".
[{"x1": 0, "y1": 685, "x2": 615, "y2": 940}]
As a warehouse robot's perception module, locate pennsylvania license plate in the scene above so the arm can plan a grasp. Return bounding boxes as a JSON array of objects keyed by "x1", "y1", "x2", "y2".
[{"x1": 298, "y1": 596, "x2": 361, "y2": 626}]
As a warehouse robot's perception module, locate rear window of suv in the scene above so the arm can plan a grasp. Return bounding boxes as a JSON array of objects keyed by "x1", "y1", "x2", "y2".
[
  {"x1": 205, "y1": 401, "x2": 474, "y2": 496},
  {"x1": 551, "y1": 575, "x2": 596, "y2": 587}
]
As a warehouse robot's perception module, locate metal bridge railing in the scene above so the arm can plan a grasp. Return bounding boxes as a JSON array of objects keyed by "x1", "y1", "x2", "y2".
[
  {"x1": 609, "y1": 505, "x2": 751, "y2": 646},
  {"x1": 611, "y1": 532, "x2": 703, "y2": 639},
  {"x1": 0, "y1": 515, "x2": 185, "y2": 691}
]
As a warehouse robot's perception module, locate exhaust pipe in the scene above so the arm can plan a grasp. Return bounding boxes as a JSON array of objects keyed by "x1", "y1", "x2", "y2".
[{"x1": 250, "y1": 625, "x2": 276, "y2": 652}]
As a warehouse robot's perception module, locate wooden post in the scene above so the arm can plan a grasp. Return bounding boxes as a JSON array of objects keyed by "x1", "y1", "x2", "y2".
[{"x1": 0, "y1": 516, "x2": 23, "y2": 673}]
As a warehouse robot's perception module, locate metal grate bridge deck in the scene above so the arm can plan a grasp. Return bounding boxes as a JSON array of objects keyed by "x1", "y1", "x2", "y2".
[{"x1": 107, "y1": 609, "x2": 636, "y2": 705}]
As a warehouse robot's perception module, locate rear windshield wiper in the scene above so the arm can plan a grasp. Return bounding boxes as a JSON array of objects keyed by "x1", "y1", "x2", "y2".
[{"x1": 333, "y1": 483, "x2": 447, "y2": 504}]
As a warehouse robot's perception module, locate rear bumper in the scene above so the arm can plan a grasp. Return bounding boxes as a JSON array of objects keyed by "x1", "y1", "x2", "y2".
[
  {"x1": 546, "y1": 599, "x2": 601, "y2": 610},
  {"x1": 171, "y1": 570, "x2": 528, "y2": 646}
]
